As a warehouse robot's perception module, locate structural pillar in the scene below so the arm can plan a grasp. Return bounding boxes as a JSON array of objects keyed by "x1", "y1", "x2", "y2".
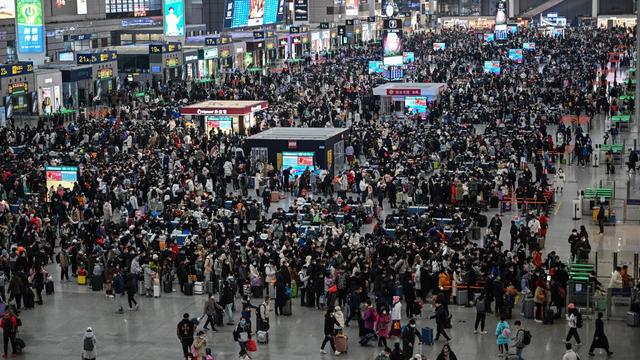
[{"x1": 592, "y1": 0, "x2": 598, "y2": 18}]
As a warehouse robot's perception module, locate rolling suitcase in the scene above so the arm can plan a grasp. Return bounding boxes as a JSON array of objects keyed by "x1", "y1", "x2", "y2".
[
  {"x1": 163, "y1": 279, "x2": 173, "y2": 293},
  {"x1": 194, "y1": 281, "x2": 204, "y2": 295},
  {"x1": 335, "y1": 334, "x2": 348, "y2": 353},
  {"x1": 471, "y1": 226, "x2": 481, "y2": 240},
  {"x1": 282, "y1": 299, "x2": 292, "y2": 315},
  {"x1": 184, "y1": 283, "x2": 194, "y2": 296},
  {"x1": 490, "y1": 196, "x2": 499, "y2": 208},
  {"x1": 271, "y1": 191, "x2": 280, "y2": 202},
  {"x1": 138, "y1": 280, "x2": 145, "y2": 296},
  {"x1": 23, "y1": 289, "x2": 35, "y2": 309},
  {"x1": 205, "y1": 281, "x2": 214, "y2": 295},
  {"x1": 14, "y1": 338, "x2": 25, "y2": 353},
  {"x1": 92, "y1": 276, "x2": 103, "y2": 291},
  {"x1": 45, "y1": 280, "x2": 54, "y2": 294},
  {"x1": 257, "y1": 330, "x2": 269, "y2": 344},
  {"x1": 523, "y1": 298, "x2": 534, "y2": 319},
  {"x1": 153, "y1": 284, "x2": 161, "y2": 298},
  {"x1": 543, "y1": 309, "x2": 555, "y2": 324},
  {"x1": 421, "y1": 327, "x2": 434, "y2": 345},
  {"x1": 457, "y1": 289, "x2": 468, "y2": 305},
  {"x1": 626, "y1": 312, "x2": 640, "y2": 327},
  {"x1": 215, "y1": 310, "x2": 223, "y2": 327}
]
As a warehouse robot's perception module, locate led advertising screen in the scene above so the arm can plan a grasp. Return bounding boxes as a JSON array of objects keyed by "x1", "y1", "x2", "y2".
[
  {"x1": 433, "y1": 42, "x2": 446, "y2": 51},
  {"x1": 483, "y1": 60, "x2": 501, "y2": 75},
  {"x1": 16, "y1": 0, "x2": 44, "y2": 54},
  {"x1": 523, "y1": 42, "x2": 535, "y2": 50},
  {"x1": 223, "y1": 0, "x2": 285, "y2": 28},
  {"x1": 383, "y1": 55, "x2": 402, "y2": 66},
  {"x1": 77, "y1": 0, "x2": 87, "y2": 15},
  {"x1": 383, "y1": 66, "x2": 403, "y2": 81},
  {"x1": 164, "y1": 0, "x2": 185, "y2": 36},
  {"x1": 495, "y1": 0, "x2": 507, "y2": 25},
  {"x1": 45, "y1": 166, "x2": 78, "y2": 200},
  {"x1": 282, "y1": 152, "x2": 315, "y2": 174},
  {"x1": 552, "y1": 28, "x2": 564, "y2": 38},
  {"x1": 508, "y1": 49, "x2": 523, "y2": 63},
  {"x1": 402, "y1": 52, "x2": 415, "y2": 64},
  {"x1": 0, "y1": 0, "x2": 15, "y2": 19},
  {"x1": 293, "y1": 0, "x2": 308, "y2": 21},
  {"x1": 405, "y1": 96, "x2": 427, "y2": 114},
  {"x1": 368, "y1": 60, "x2": 385, "y2": 74},
  {"x1": 508, "y1": 24, "x2": 518, "y2": 34},
  {"x1": 483, "y1": 33, "x2": 494, "y2": 42},
  {"x1": 345, "y1": 0, "x2": 358, "y2": 16},
  {"x1": 495, "y1": 24, "x2": 508, "y2": 41},
  {"x1": 206, "y1": 116, "x2": 233, "y2": 136},
  {"x1": 383, "y1": 29, "x2": 403, "y2": 57}
]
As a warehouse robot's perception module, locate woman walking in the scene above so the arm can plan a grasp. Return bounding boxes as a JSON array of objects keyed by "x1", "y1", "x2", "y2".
[
  {"x1": 376, "y1": 307, "x2": 391, "y2": 348},
  {"x1": 320, "y1": 308, "x2": 341, "y2": 355},
  {"x1": 588, "y1": 312, "x2": 613, "y2": 357}
]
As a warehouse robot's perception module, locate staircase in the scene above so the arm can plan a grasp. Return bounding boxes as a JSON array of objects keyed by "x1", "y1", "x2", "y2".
[{"x1": 520, "y1": 0, "x2": 565, "y2": 18}]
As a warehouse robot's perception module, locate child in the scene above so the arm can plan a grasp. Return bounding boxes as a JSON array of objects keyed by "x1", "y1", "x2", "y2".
[{"x1": 555, "y1": 168, "x2": 565, "y2": 193}]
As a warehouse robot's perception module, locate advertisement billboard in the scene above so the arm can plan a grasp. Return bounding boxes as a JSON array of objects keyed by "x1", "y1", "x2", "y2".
[
  {"x1": 523, "y1": 42, "x2": 536, "y2": 50},
  {"x1": 494, "y1": 24, "x2": 508, "y2": 41},
  {"x1": 368, "y1": 60, "x2": 384, "y2": 74},
  {"x1": 405, "y1": 96, "x2": 428, "y2": 117},
  {"x1": 0, "y1": 0, "x2": 15, "y2": 19},
  {"x1": 433, "y1": 42, "x2": 446, "y2": 51},
  {"x1": 223, "y1": 0, "x2": 285, "y2": 28},
  {"x1": 402, "y1": 52, "x2": 414, "y2": 64},
  {"x1": 383, "y1": 55, "x2": 402, "y2": 66},
  {"x1": 508, "y1": 49, "x2": 523, "y2": 63},
  {"x1": 77, "y1": 0, "x2": 87, "y2": 15},
  {"x1": 16, "y1": 0, "x2": 44, "y2": 54},
  {"x1": 495, "y1": 0, "x2": 507, "y2": 25},
  {"x1": 383, "y1": 29, "x2": 403, "y2": 57},
  {"x1": 483, "y1": 60, "x2": 501, "y2": 75},
  {"x1": 282, "y1": 152, "x2": 315, "y2": 174},
  {"x1": 163, "y1": 0, "x2": 185, "y2": 36},
  {"x1": 345, "y1": 0, "x2": 358, "y2": 16},
  {"x1": 293, "y1": 0, "x2": 308, "y2": 21},
  {"x1": 45, "y1": 166, "x2": 78, "y2": 200},
  {"x1": 483, "y1": 33, "x2": 494, "y2": 42}
]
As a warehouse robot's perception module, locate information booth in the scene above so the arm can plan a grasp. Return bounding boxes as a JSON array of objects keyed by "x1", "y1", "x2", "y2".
[
  {"x1": 244, "y1": 128, "x2": 349, "y2": 175},
  {"x1": 372, "y1": 83, "x2": 447, "y2": 117},
  {"x1": 180, "y1": 100, "x2": 268, "y2": 136}
]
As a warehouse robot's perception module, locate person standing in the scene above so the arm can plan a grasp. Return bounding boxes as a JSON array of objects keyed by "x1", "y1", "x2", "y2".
[
  {"x1": 7, "y1": 275, "x2": 23, "y2": 310},
  {"x1": 376, "y1": 307, "x2": 391, "y2": 348},
  {"x1": 588, "y1": 312, "x2": 613, "y2": 356},
  {"x1": 390, "y1": 296, "x2": 402, "y2": 338},
  {"x1": 511, "y1": 320, "x2": 527, "y2": 360},
  {"x1": 495, "y1": 315, "x2": 511, "y2": 356},
  {"x1": 81, "y1": 327, "x2": 97, "y2": 360},
  {"x1": 474, "y1": 292, "x2": 487, "y2": 334},
  {"x1": 430, "y1": 301, "x2": 451, "y2": 342},
  {"x1": 597, "y1": 203, "x2": 606, "y2": 235},
  {"x1": 564, "y1": 304, "x2": 582, "y2": 345},
  {"x1": 113, "y1": 270, "x2": 126, "y2": 314},
  {"x1": 233, "y1": 317, "x2": 252, "y2": 352},
  {"x1": 0, "y1": 310, "x2": 18, "y2": 358},
  {"x1": 177, "y1": 313, "x2": 195, "y2": 360},
  {"x1": 58, "y1": 250, "x2": 70, "y2": 282},
  {"x1": 320, "y1": 308, "x2": 340, "y2": 355},
  {"x1": 435, "y1": 344, "x2": 458, "y2": 360},
  {"x1": 360, "y1": 300, "x2": 377, "y2": 346},
  {"x1": 257, "y1": 296, "x2": 271, "y2": 332},
  {"x1": 202, "y1": 295, "x2": 223, "y2": 331},
  {"x1": 533, "y1": 281, "x2": 546, "y2": 323}
]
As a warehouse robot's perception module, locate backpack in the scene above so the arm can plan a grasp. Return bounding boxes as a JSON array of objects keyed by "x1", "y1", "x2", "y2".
[
  {"x1": 576, "y1": 313, "x2": 583, "y2": 328},
  {"x1": 83, "y1": 337, "x2": 94, "y2": 351},
  {"x1": 521, "y1": 329, "x2": 532, "y2": 346}
]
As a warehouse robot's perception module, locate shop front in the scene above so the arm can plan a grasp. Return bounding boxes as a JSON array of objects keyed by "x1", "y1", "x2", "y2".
[
  {"x1": 180, "y1": 100, "x2": 269, "y2": 136},
  {"x1": 290, "y1": 35, "x2": 303, "y2": 59},
  {"x1": 246, "y1": 40, "x2": 265, "y2": 69},
  {"x1": 372, "y1": 82, "x2": 447, "y2": 118},
  {"x1": 597, "y1": 15, "x2": 636, "y2": 29},
  {"x1": 0, "y1": 62, "x2": 36, "y2": 119},
  {"x1": 234, "y1": 42, "x2": 247, "y2": 71},
  {"x1": 265, "y1": 38, "x2": 277, "y2": 65},
  {"x1": 197, "y1": 47, "x2": 219, "y2": 80},
  {"x1": 59, "y1": 66, "x2": 92, "y2": 109},
  {"x1": 440, "y1": 17, "x2": 495, "y2": 29},
  {"x1": 148, "y1": 42, "x2": 183, "y2": 83},
  {"x1": 183, "y1": 50, "x2": 199, "y2": 81},
  {"x1": 35, "y1": 69, "x2": 63, "y2": 115},
  {"x1": 277, "y1": 37, "x2": 289, "y2": 60},
  {"x1": 219, "y1": 45, "x2": 234, "y2": 70},
  {"x1": 76, "y1": 51, "x2": 119, "y2": 101}
]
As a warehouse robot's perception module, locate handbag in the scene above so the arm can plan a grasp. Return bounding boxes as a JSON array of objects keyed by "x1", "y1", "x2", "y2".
[{"x1": 246, "y1": 339, "x2": 257, "y2": 352}]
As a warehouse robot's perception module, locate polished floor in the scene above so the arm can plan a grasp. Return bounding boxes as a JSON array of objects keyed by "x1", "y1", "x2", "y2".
[{"x1": 13, "y1": 69, "x2": 640, "y2": 359}]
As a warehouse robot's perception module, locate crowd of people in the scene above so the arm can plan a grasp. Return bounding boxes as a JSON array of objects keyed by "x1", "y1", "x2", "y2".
[{"x1": 0, "y1": 22, "x2": 638, "y2": 360}]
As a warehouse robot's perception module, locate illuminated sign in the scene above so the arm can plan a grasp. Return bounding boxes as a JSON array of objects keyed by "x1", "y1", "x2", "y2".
[
  {"x1": 97, "y1": 68, "x2": 113, "y2": 79},
  {"x1": 185, "y1": 54, "x2": 198, "y2": 62},
  {"x1": 8, "y1": 82, "x2": 28, "y2": 94},
  {"x1": 320, "y1": 22, "x2": 329, "y2": 29},
  {"x1": 204, "y1": 36, "x2": 232, "y2": 46},
  {"x1": 163, "y1": 0, "x2": 185, "y2": 36},
  {"x1": 293, "y1": 0, "x2": 308, "y2": 21},
  {"x1": 0, "y1": 0, "x2": 16, "y2": 19},
  {"x1": 0, "y1": 62, "x2": 34, "y2": 78},
  {"x1": 149, "y1": 42, "x2": 182, "y2": 54},
  {"x1": 199, "y1": 48, "x2": 219, "y2": 59},
  {"x1": 223, "y1": 0, "x2": 285, "y2": 28},
  {"x1": 289, "y1": 26, "x2": 300, "y2": 34},
  {"x1": 165, "y1": 57, "x2": 179, "y2": 67},
  {"x1": 253, "y1": 31, "x2": 265, "y2": 40},
  {"x1": 16, "y1": 0, "x2": 44, "y2": 54},
  {"x1": 386, "y1": 88, "x2": 420, "y2": 96},
  {"x1": 76, "y1": 51, "x2": 118, "y2": 64}
]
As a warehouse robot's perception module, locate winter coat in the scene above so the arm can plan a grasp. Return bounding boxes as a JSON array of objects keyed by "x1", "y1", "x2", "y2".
[
  {"x1": 375, "y1": 312, "x2": 390, "y2": 338},
  {"x1": 82, "y1": 331, "x2": 97, "y2": 359},
  {"x1": 495, "y1": 320, "x2": 511, "y2": 345}
]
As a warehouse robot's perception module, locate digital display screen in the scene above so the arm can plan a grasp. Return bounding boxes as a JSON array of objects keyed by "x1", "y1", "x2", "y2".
[
  {"x1": 508, "y1": 49, "x2": 523, "y2": 63},
  {"x1": 45, "y1": 166, "x2": 78, "y2": 200},
  {"x1": 0, "y1": 0, "x2": 15, "y2": 19},
  {"x1": 164, "y1": 0, "x2": 185, "y2": 36},
  {"x1": 383, "y1": 29, "x2": 403, "y2": 57},
  {"x1": 384, "y1": 55, "x2": 403, "y2": 66},
  {"x1": 508, "y1": 25, "x2": 518, "y2": 34},
  {"x1": 552, "y1": 28, "x2": 564, "y2": 38},
  {"x1": 293, "y1": 0, "x2": 307, "y2": 21},
  {"x1": 494, "y1": 24, "x2": 508, "y2": 41},
  {"x1": 368, "y1": 60, "x2": 385, "y2": 74},
  {"x1": 405, "y1": 96, "x2": 427, "y2": 114},
  {"x1": 523, "y1": 42, "x2": 535, "y2": 50},
  {"x1": 345, "y1": 0, "x2": 358, "y2": 16},
  {"x1": 206, "y1": 116, "x2": 233, "y2": 135},
  {"x1": 59, "y1": 52, "x2": 74, "y2": 61},
  {"x1": 433, "y1": 42, "x2": 446, "y2": 51},
  {"x1": 223, "y1": 0, "x2": 285, "y2": 29},
  {"x1": 495, "y1": 0, "x2": 507, "y2": 25},
  {"x1": 384, "y1": 66, "x2": 403, "y2": 81},
  {"x1": 483, "y1": 33, "x2": 494, "y2": 42},
  {"x1": 282, "y1": 152, "x2": 315, "y2": 175},
  {"x1": 16, "y1": 0, "x2": 44, "y2": 54},
  {"x1": 484, "y1": 60, "x2": 501, "y2": 75},
  {"x1": 402, "y1": 52, "x2": 415, "y2": 64}
]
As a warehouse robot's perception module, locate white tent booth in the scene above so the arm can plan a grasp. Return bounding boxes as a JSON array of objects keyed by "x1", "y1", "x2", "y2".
[{"x1": 372, "y1": 82, "x2": 447, "y2": 118}]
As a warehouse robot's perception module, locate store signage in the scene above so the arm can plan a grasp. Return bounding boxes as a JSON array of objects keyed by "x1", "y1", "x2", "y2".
[
  {"x1": 181, "y1": 101, "x2": 269, "y2": 116},
  {"x1": 97, "y1": 68, "x2": 113, "y2": 79},
  {"x1": 320, "y1": 22, "x2": 329, "y2": 29},
  {"x1": 337, "y1": 26, "x2": 346, "y2": 36},
  {"x1": 197, "y1": 108, "x2": 227, "y2": 115},
  {"x1": 205, "y1": 36, "x2": 232, "y2": 46},
  {"x1": 77, "y1": 0, "x2": 87, "y2": 15},
  {"x1": 220, "y1": 48, "x2": 231, "y2": 57},
  {"x1": 367, "y1": 16, "x2": 376, "y2": 23},
  {"x1": 293, "y1": 0, "x2": 308, "y2": 21},
  {"x1": 149, "y1": 42, "x2": 182, "y2": 54},
  {"x1": 289, "y1": 26, "x2": 300, "y2": 34},
  {"x1": 279, "y1": 39, "x2": 288, "y2": 46},
  {"x1": 8, "y1": 82, "x2": 28, "y2": 94},
  {"x1": 253, "y1": 31, "x2": 265, "y2": 40},
  {"x1": 0, "y1": 62, "x2": 33, "y2": 78},
  {"x1": 386, "y1": 88, "x2": 420, "y2": 95},
  {"x1": 293, "y1": 37, "x2": 301, "y2": 44},
  {"x1": 76, "y1": 51, "x2": 118, "y2": 64},
  {"x1": 69, "y1": 34, "x2": 91, "y2": 41},
  {"x1": 345, "y1": 19, "x2": 354, "y2": 26},
  {"x1": 185, "y1": 54, "x2": 198, "y2": 62},
  {"x1": 199, "y1": 48, "x2": 219, "y2": 60},
  {"x1": 165, "y1": 58, "x2": 179, "y2": 67},
  {"x1": 16, "y1": 0, "x2": 45, "y2": 54},
  {"x1": 288, "y1": 140, "x2": 297, "y2": 149},
  {"x1": 121, "y1": 18, "x2": 159, "y2": 27},
  {"x1": 384, "y1": 18, "x2": 400, "y2": 29}
]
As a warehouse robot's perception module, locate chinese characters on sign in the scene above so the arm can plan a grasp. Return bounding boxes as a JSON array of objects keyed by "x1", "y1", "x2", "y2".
[{"x1": 16, "y1": 0, "x2": 44, "y2": 54}]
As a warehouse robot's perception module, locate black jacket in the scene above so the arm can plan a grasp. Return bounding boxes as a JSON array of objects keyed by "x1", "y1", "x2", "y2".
[{"x1": 324, "y1": 313, "x2": 339, "y2": 335}]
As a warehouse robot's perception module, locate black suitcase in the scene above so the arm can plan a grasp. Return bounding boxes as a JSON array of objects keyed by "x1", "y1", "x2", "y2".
[
  {"x1": 164, "y1": 279, "x2": 173, "y2": 293},
  {"x1": 490, "y1": 196, "x2": 499, "y2": 208},
  {"x1": 92, "y1": 276, "x2": 103, "y2": 291},
  {"x1": 501, "y1": 305, "x2": 512, "y2": 319},
  {"x1": 23, "y1": 289, "x2": 35, "y2": 309},
  {"x1": 544, "y1": 309, "x2": 555, "y2": 324},
  {"x1": 251, "y1": 286, "x2": 263, "y2": 298},
  {"x1": 477, "y1": 214, "x2": 488, "y2": 227},
  {"x1": 215, "y1": 310, "x2": 223, "y2": 326},
  {"x1": 14, "y1": 338, "x2": 25, "y2": 353},
  {"x1": 45, "y1": 281, "x2": 54, "y2": 295},
  {"x1": 184, "y1": 283, "x2": 194, "y2": 296}
]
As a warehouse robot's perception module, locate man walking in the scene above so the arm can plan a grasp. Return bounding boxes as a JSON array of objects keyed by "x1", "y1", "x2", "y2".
[
  {"x1": 430, "y1": 301, "x2": 451, "y2": 342},
  {"x1": 202, "y1": 295, "x2": 223, "y2": 331},
  {"x1": 113, "y1": 270, "x2": 126, "y2": 314},
  {"x1": 177, "y1": 313, "x2": 195, "y2": 360}
]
